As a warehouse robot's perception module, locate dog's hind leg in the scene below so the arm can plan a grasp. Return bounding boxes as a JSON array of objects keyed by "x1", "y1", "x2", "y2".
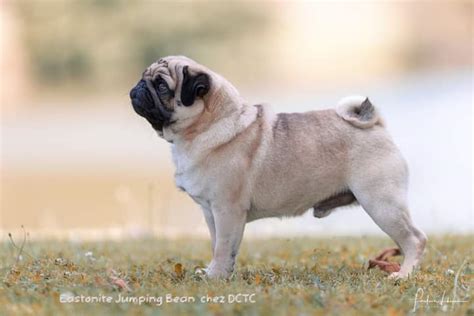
[
  {"x1": 349, "y1": 160, "x2": 427, "y2": 278},
  {"x1": 313, "y1": 191, "x2": 357, "y2": 218}
]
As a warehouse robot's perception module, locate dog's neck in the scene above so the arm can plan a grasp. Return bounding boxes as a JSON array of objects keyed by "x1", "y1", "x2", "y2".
[
  {"x1": 169, "y1": 91, "x2": 259, "y2": 169},
  {"x1": 174, "y1": 102, "x2": 258, "y2": 155}
]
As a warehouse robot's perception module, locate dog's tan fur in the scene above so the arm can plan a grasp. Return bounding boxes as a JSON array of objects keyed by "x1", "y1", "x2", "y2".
[{"x1": 132, "y1": 56, "x2": 427, "y2": 279}]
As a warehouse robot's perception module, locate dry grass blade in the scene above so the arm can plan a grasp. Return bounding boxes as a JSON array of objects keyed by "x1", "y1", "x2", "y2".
[{"x1": 8, "y1": 226, "x2": 34, "y2": 263}]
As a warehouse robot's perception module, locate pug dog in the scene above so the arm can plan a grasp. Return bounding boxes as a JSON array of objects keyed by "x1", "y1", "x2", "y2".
[{"x1": 130, "y1": 56, "x2": 426, "y2": 279}]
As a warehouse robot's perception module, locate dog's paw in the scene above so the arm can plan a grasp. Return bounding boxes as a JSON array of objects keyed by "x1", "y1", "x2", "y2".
[
  {"x1": 206, "y1": 267, "x2": 232, "y2": 279},
  {"x1": 206, "y1": 261, "x2": 233, "y2": 279},
  {"x1": 388, "y1": 271, "x2": 410, "y2": 279}
]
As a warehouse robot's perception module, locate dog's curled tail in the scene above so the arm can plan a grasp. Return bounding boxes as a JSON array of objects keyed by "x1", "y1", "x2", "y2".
[{"x1": 336, "y1": 96, "x2": 384, "y2": 129}]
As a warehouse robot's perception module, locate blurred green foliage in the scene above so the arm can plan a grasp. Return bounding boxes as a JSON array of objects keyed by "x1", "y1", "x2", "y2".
[{"x1": 14, "y1": 0, "x2": 274, "y2": 91}]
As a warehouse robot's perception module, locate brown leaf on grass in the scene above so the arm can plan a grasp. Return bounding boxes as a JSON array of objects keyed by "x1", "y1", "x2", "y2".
[
  {"x1": 368, "y1": 248, "x2": 401, "y2": 273},
  {"x1": 255, "y1": 274, "x2": 261, "y2": 285},
  {"x1": 80, "y1": 273, "x2": 88, "y2": 283},
  {"x1": 374, "y1": 248, "x2": 401, "y2": 262},
  {"x1": 31, "y1": 272, "x2": 42, "y2": 283},
  {"x1": 94, "y1": 276, "x2": 105, "y2": 286},
  {"x1": 368, "y1": 259, "x2": 400, "y2": 273},
  {"x1": 65, "y1": 262, "x2": 78, "y2": 272},
  {"x1": 111, "y1": 277, "x2": 132, "y2": 291},
  {"x1": 345, "y1": 295, "x2": 356, "y2": 306},
  {"x1": 387, "y1": 307, "x2": 402, "y2": 316},
  {"x1": 174, "y1": 263, "x2": 183, "y2": 278},
  {"x1": 107, "y1": 268, "x2": 131, "y2": 291},
  {"x1": 51, "y1": 292, "x2": 60, "y2": 301}
]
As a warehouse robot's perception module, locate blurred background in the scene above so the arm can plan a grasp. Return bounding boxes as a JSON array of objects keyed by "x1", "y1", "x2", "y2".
[{"x1": 1, "y1": 1, "x2": 472, "y2": 240}]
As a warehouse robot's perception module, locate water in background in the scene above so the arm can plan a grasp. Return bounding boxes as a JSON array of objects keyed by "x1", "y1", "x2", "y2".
[{"x1": 1, "y1": 70, "x2": 472, "y2": 239}]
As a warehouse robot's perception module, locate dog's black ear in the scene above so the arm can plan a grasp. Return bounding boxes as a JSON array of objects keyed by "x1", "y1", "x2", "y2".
[{"x1": 181, "y1": 65, "x2": 210, "y2": 106}]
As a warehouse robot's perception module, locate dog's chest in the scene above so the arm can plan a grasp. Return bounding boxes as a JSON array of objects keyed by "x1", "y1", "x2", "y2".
[
  {"x1": 175, "y1": 169, "x2": 206, "y2": 201},
  {"x1": 172, "y1": 148, "x2": 212, "y2": 206}
]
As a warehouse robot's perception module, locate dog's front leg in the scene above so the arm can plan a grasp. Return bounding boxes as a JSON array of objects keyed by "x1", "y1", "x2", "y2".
[
  {"x1": 202, "y1": 207, "x2": 216, "y2": 255},
  {"x1": 206, "y1": 205, "x2": 247, "y2": 279}
]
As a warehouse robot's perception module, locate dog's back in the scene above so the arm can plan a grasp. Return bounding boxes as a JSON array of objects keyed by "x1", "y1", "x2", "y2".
[{"x1": 249, "y1": 96, "x2": 396, "y2": 220}]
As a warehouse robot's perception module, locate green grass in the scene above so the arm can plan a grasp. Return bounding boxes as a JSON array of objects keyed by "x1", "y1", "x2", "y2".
[{"x1": 1, "y1": 235, "x2": 472, "y2": 315}]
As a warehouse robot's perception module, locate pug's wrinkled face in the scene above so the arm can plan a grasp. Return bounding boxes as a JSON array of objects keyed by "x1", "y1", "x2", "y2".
[{"x1": 130, "y1": 56, "x2": 211, "y2": 134}]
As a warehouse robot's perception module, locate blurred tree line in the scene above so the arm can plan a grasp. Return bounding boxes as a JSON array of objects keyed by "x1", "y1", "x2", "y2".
[
  {"x1": 9, "y1": 0, "x2": 471, "y2": 100},
  {"x1": 13, "y1": 0, "x2": 274, "y2": 94}
]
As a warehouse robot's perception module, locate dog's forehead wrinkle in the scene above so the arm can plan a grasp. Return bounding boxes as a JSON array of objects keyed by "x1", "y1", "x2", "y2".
[
  {"x1": 156, "y1": 68, "x2": 176, "y2": 89},
  {"x1": 158, "y1": 58, "x2": 168, "y2": 66},
  {"x1": 144, "y1": 64, "x2": 165, "y2": 78},
  {"x1": 142, "y1": 64, "x2": 178, "y2": 91}
]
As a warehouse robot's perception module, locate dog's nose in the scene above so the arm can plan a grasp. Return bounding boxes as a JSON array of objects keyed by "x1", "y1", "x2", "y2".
[
  {"x1": 130, "y1": 80, "x2": 152, "y2": 110},
  {"x1": 130, "y1": 79, "x2": 146, "y2": 100},
  {"x1": 130, "y1": 78, "x2": 173, "y2": 132},
  {"x1": 130, "y1": 86, "x2": 138, "y2": 99}
]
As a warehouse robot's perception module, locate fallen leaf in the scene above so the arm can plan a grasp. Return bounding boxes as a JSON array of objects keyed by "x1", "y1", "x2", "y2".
[
  {"x1": 32, "y1": 272, "x2": 41, "y2": 283},
  {"x1": 387, "y1": 307, "x2": 401, "y2": 316},
  {"x1": 375, "y1": 248, "x2": 401, "y2": 262},
  {"x1": 95, "y1": 276, "x2": 105, "y2": 286},
  {"x1": 174, "y1": 263, "x2": 183, "y2": 278},
  {"x1": 368, "y1": 248, "x2": 401, "y2": 273},
  {"x1": 110, "y1": 277, "x2": 132, "y2": 291},
  {"x1": 345, "y1": 295, "x2": 356, "y2": 305},
  {"x1": 107, "y1": 268, "x2": 131, "y2": 291},
  {"x1": 255, "y1": 274, "x2": 261, "y2": 285},
  {"x1": 368, "y1": 259, "x2": 400, "y2": 273}
]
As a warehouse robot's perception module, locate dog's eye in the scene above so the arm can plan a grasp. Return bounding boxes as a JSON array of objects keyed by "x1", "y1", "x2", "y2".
[
  {"x1": 158, "y1": 82, "x2": 168, "y2": 94},
  {"x1": 195, "y1": 85, "x2": 206, "y2": 97},
  {"x1": 154, "y1": 80, "x2": 174, "y2": 99}
]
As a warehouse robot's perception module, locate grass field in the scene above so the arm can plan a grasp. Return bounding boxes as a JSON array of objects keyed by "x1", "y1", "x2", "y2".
[{"x1": 1, "y1": 235, "x2": 472, "y2": 315}]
